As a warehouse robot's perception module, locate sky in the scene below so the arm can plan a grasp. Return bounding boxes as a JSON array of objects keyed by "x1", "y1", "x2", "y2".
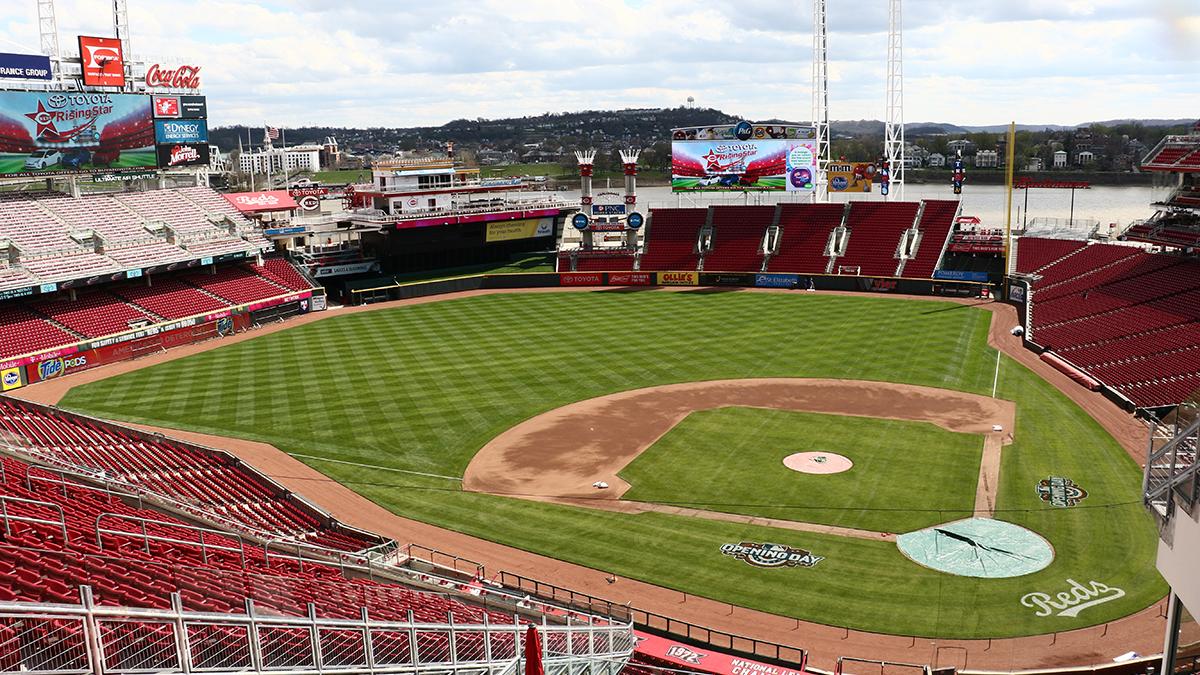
[{"x1": 1, "y1": 0, "x2": 1197, "y2": 129}]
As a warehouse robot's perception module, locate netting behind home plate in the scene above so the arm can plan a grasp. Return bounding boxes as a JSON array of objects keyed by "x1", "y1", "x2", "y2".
[{"x1": 836, "y1": 657, "x2": 931, "y2": 675}]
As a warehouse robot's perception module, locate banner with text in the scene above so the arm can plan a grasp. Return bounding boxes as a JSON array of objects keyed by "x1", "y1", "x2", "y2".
[
  {"x1": 485, "y1": 219, "x2": 553, "y2": 242},
  {"x1": 672, "y1": 123, "x2": 816, "y2": 193},
  {"x1": 657, "y1": 271, "x2": 698, "y2": 286}
]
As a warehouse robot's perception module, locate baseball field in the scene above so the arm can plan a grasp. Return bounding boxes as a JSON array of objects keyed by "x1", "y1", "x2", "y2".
[{"x1": 56, "y1": 290, "x2": 1166, "y2": 639}]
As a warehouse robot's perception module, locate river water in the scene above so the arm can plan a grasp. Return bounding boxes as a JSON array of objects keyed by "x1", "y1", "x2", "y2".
[{"x1": 545, "y1": 183, "x2": 1172, "y2": 231}]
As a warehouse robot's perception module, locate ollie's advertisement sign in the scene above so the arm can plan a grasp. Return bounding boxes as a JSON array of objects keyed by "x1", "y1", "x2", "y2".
[{"x1": 78, "y1": 36, "x2": 125, "y2": 87}]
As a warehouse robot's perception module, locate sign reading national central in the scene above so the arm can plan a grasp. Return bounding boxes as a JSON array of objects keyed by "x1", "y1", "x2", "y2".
[{"x1": 78, "y1": 36, "x2": 125, "y2": 87}]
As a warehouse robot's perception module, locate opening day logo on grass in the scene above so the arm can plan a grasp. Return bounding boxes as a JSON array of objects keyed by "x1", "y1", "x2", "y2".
[
  {"x1": 720, "y1": 542, "x2": 824, "y2": 569},
  {"x1": 1036, "y1": 476, "x2": 1088, "y2": 507}
]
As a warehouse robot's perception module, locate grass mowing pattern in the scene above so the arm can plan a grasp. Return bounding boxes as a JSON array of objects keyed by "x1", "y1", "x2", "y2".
[
  {"x1": 58, "y1": 291, "x2": 1165, "y2": 638},
  {"x1": 620, "y1": 408, "x2": 982, "y2": 533}
]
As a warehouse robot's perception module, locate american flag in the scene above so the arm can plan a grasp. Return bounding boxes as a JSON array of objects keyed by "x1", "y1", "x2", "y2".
[{"x1": 265, "y1": 126, "x2": 280, "y2": 141}]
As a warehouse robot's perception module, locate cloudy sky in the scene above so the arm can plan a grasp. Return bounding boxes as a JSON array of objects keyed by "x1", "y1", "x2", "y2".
[{"x1": 2, "y1": 0, "x2": 1197, "y2": 128}]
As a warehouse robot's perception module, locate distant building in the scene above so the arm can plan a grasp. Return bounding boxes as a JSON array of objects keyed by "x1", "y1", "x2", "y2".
[
  {"x1": 948, "y1": 139, "x2": 976, "y2": 154},
  {"x1": 1025, "y1": 157, "x2": 1044, "y2": 171},
  {"x1": 927, "y1": 153, "x2": 946, "y2": 168},
  {"x1": 1076, "y1": 150, "x2": 1095, "y2": 165},
  {"x1": 1053, "y1": 150, "x2": 1068, "y2": 168},
  {"x1": 975, "y1": 150, "x2": 999, "y2": 168},
  {"x1": 239, "y1": 144, "x2": 322, "y2": 174}
]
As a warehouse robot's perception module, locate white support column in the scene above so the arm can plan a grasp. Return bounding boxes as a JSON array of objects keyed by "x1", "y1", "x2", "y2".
[
  {"x1": 884, "y1": 0, "x2": 906, "y2": 200},
  {"x1": 811, "y1": 0, "x2": 831, "y2": 202}
]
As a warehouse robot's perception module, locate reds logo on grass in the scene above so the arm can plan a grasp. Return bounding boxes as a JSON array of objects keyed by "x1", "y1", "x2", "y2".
[{"x1": 720, "y1": 542, "x2": 824, "y2": 569}]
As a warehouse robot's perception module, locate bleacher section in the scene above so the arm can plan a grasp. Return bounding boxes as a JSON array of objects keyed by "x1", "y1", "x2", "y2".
[
  {"x1": 0, "y1": 452, "x2": 513, "y2": 624},
  {"x1": 0, "y1": 398, "x2": 377, "y2": 552},
  {"x1": 767, "y1": 203, "x2": 844, "y2": 274},
  {"x1": 903, "y1": 200, "x2": 959, "y2": 278},
  {"x1": 638, "y1": 209, "x2": 706, "y2": 271},
  {"x1": 703, "y1": 206, "x2": 773, "y2": 272},
  {"x1": 1019, "y1": 237, "x2": 1200, "y2": 408},
  {"x1": 835, "y1": 202, "x2": 920, "y2": 276},
  {"x1": 0, "y1": 187, "x2": 269, "y2": 293},
  {"x1": 0, "y1": 257, "x2": 315, "y2": 361}
]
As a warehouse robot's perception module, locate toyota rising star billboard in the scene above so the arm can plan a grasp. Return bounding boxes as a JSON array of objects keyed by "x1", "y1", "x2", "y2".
[
  {"x1": 0, "y1": 91, "x2": 157, "y2": 177},
  {"x1": 671, "y1": 122, "x2": 817, "y2": 192}
]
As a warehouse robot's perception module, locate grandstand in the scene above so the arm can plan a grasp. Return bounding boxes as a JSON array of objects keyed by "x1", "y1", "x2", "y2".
[
  {"x1": 1015, "y1": 237, "x2": 1200, "y2": 409},
  {"x1": 0, "y1": 401, "x2": 635, "y2": 674},
  {"x1": 1122, "y1": 129, "x2": 1200, "y2": 250}
]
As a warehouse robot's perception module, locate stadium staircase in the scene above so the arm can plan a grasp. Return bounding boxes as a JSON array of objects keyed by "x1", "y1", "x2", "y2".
[
  {"x1": 900, "y1": 200, "x2": 960, "y2": 278},
  {"x1": 1018, "y1": 237, "x2": 1200, "y2": 408},
  {"x1": 701, "y1": 206, "x2": 774, "y2": 272},
  {"x1": 834, "y1": 202, "x2": 921, "y2": 277},
  {"x1": 764, "y1": 203, "x2": 846, "y2": 274},
  {"x1": 638, "y1": 209, "x2": 706, "y2": 271}
]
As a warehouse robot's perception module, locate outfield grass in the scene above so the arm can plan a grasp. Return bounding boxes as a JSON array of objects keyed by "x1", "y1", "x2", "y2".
[
  {"x1": 621, "y1": 408, "x2": 982, "y2": 533},
  {"x1": 58, "y1": 292, "x2": 1166, "y2": 638}
]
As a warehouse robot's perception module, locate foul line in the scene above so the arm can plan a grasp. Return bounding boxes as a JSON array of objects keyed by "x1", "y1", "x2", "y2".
[
  {"x1": 992, "y1": 349, "x2": 1002, "y2": 398},
  {"x1": 286, "y1": 452, "x2": 462, "y2": 481}
]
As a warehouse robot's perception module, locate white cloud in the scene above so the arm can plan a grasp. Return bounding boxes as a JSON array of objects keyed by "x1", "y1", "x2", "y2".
[{"x1": 0, "y1": 0, "x2": 1195, "y2": 128}]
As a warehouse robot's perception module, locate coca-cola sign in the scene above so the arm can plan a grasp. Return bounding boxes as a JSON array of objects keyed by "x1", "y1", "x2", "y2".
[{"x1": 145, "y1": 64, "x2": 201, "y2": 90}]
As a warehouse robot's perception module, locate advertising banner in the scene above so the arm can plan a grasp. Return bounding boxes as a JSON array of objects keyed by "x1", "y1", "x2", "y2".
[
  {"x1": 0, "y1": 52, "x2": 52, "y2": 80},
  {"x1": 154, "y1": 119, "x2": 207, "y2": 143},
  {"x1": 672, "y1": 123, "x2": 816, "y2": 193},
  {"x1": 591, "y1": 204, "x2": 626, "y2": 215},
  {"x1": 0, "y1": 91, "x2": 156, "y2": 177},
  {"x1": 78, "y1": 36, "x2": 125, "y2": 87},
  {"x1": 755, "y1": 273, "x2": 801, "y2": 289},
  {"x1": 657, "y1": 271, "x2": 698, "y2": 286},
  {"x1": 607, "y1": 272, "x2": 653, "y2": 286},
  {"x1": 152, "y1": 95, "x2": 207, "y2": 119},
  {"x1": 559, "y1": 272, "x2": 604, "y2": 286},
  {"x1": 826, "y1": 162, "x2": 880, "y2": 193},
  {"x1": 1, "y1": 365, "x2": 25, "y2": 392},
  {"x1": 634, "y1": 632, "x2": 806, "y2": 675},
  {"x1": 933, "y1": 270, "x2": 989, "y2": 282},
  {"x1": 223, "y1": 190, "x2": 297, "y2": 213},
  {"x1": 700, "y1": 273, "x2": 754, "y2": 286},
  {"x1": 485, "y1": 219, "x2": 553, "y2": 242},
  {"x1": 156, "y1": 142, "x2": 210, "y2": 168}
]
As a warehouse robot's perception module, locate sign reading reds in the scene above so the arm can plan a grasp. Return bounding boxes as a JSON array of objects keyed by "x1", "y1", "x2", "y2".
[
  {"x1": 145, "y1": 64, "x2": 202, "y2": 89},
  {"x1": 720, "y1": 542, "x2": 824, "y2": 568}
]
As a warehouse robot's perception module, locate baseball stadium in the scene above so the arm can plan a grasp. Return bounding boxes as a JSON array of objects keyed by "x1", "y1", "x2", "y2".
[{"x1": 1, "y1": 3, "x2": 1200, "y2": 675}]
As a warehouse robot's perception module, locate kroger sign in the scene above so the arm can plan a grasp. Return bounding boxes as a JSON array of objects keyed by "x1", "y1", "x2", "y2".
[{"x1": 154, "y1": 119, "x2": 208, "y2": 144}]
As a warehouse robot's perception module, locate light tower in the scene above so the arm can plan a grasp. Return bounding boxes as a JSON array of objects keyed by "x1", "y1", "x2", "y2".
[
  {"x1": 37, "y1": 0, "x2": 60, "y2": 77},
  {"x1": 112, "y1": 0, "x2": 131, "y2": 79},
  {"x1": 811, "y1": 0, "x2": 831, "y2": 201},
  {"x1": 883, "y1": 0, "x2": 905, "y2": 200}
]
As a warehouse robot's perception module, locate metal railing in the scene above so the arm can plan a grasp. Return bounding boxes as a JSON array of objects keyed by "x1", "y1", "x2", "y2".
[
  {"x1": 95, "y1": 513, "x2": 247, "y2": 568},
  {"x1": 349, "y1": 198, "x2": 574, "y2": 225},
  {"x1": 0, "y1": 587, "x2": 634, "y2": 675},
  {"x1": 1145, "y1": 414, "x2": 1200, "y2": 519}
]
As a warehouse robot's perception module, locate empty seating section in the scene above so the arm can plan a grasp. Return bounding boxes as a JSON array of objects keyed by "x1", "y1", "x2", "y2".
[
  {"x1": 114, "y1": 277, "x2": 227, "y2": 319},
  {"x1": 0, "y1": 399, "x2": 376, "y2": 553},
  {"x1": 767, "y1": 203, "x2": 843, "y2": 273},
  {"x1": 903, "y1": 200, "x2": 959, "y2": 278},
  {"x1": 1015, "y1": 237, "x2": 1085, "y2": 274},
  {"x1": 35, "y1": 293, "x2": 154, "y2": 338},
  {"x1": 837, "y1": 202, "x2": 920, "y2": 276},
  {"x1": 703, "y1": 206, "x2": 772, "y2": 272},
  {"x1": 639, "y1": 209, "x2": 705, "y2": 271},
  {"x1": 252, "y1": 257, "x2": 314, "y2": 291},
  {"x1": 1021, "y1": 237, "x2": 1200, "y2": 407},
  {"x1": 0, "y1": 188, "x2": 267, "y2": 293},
  {"x1": 0, "y1": 306, "x2": 78, "y2": 360},
  {"x1": 574, "y1": 255, "x2": 636, "y2": 272},
  {"x1": 185, "y1": 267, "x2": 288, "y2": 305},
  {"x1": 0, "y1": 454, "x2": 517, "y2": 626}
]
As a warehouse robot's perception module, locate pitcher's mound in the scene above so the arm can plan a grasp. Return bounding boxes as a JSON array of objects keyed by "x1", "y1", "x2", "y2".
[{"x1": 783, "y1": 452, "x2": 853, "y2": 475}]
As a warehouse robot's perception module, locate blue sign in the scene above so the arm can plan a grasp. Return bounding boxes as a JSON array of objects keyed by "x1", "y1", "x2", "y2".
[
  {"x1": 627, "y1": 212, "x2": 644, "y2": 229},
  {"x1": 734, "y1": 121, "x2": 754, "y2": 141},
  {"x1": 933, "y1": 270, "x2": 989, "y2": 282},
  {"x1": 571, "y1": 213, "x2": 589, "y2": 230},
  {"x1": 154, "y1": 119, "x2": 208, "y2": 143},
  {"x1": 755, "y1": 273, "x2": 800, "y2": 288},
  {"x1": 200, "y1": 256, "x2": 213, "y2": 265},
  {"x1": 0, "y1": 52, "x2": 52, "y2": 80},
  {"x1": 38, "y1": 282, "x2": 58, "y2": 294},
  {"x1": 264, "y1": 226, "x2": 306, "y2": 236},
  {"x1": 592, "y1": 204, "x2": 626, "y2": 216},
  {"x1": 126, "y1": 268, "x2": 143, "y2": 279}
]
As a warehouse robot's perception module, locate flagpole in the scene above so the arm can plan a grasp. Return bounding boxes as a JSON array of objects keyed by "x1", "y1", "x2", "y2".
[
  {"x1": 247, "y1": 127, "x2": 256, "y2": 192},
  {"x1": 282, "y1": 128, "x2": 288, "y2": 187}
]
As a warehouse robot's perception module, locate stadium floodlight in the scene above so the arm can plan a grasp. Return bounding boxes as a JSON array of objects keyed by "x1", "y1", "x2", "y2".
[
  {"x1": 883, "y1": 0, "x2": 905, "y2": 200},
  {"x1": 811, "y1": 0, "x2": 831, "y2": 202}
]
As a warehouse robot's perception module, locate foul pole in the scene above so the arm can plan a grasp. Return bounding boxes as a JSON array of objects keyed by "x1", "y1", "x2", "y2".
[{"x1": 1003, "y1": 121, "x2": 1017, "y2": 287}]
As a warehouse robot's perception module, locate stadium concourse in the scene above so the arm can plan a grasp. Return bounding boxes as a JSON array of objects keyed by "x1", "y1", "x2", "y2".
[{"x1": 9, "y1": 286, "x2": 1163, "y2": 673}]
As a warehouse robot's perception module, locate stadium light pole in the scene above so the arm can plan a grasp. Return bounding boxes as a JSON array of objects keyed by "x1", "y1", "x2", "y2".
[
  {"x1": 1003, "y1": 121, "x2": 1017, "y2": 292},
  {"x1": 884, "y1": 0, "x2": 905, "y2": 201},
  {"x1": 37, "y1": 0, "x2": 60, "y2": 79},
  {"x1": 811, "y1": 0, "x2": 831, "y2": 203}
]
